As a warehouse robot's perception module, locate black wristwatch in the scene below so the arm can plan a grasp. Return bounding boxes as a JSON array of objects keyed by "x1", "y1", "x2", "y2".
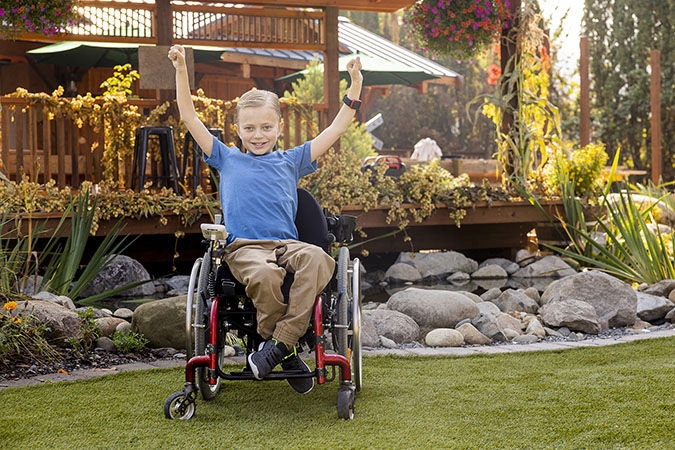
[{"x1": 343, "y1": 94, "x2": 362, "y2": 111}]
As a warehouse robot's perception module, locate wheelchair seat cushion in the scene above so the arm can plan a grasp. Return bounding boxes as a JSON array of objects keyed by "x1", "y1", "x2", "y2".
[{"x1": 295, "y1": 188, "x2": 330, "y2": 249}]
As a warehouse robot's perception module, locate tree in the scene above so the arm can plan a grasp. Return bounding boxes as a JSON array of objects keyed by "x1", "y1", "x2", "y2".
[{"x1": 583, "y1": 0, "x2": 673, "y2": 177}]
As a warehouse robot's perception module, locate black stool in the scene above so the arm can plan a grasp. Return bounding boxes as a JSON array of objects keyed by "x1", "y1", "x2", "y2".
[
  {"x1": 181, "y1": 128, "x2": 223, "y2": 197},
  {"x1": 131, "y1": 126, "x2": 180, "y2": 192}
]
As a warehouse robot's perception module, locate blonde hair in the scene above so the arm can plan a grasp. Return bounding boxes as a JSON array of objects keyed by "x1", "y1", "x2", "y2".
[{"x1": 235, "y1": 89, "x2": 281, "y2": 123}]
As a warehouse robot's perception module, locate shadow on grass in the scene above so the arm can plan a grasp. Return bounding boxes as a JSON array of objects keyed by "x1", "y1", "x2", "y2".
[{"x1": 2, "y1": 337, "x2": 674, "y2": 449}]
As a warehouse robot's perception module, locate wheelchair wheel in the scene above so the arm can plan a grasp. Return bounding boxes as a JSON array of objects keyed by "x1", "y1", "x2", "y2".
[
  {"x1": 164, "y1": 391, "x2": 196, "y2": 420},
  {"x1": 194, "y1": 249, "x2": 221, "y2": 400},
  {"x1": 185, "y1": 257, "x2": 203, "y2": 360},
  {"x1": 337, "y1": 385, "x2": 355, "y2": 420},
  {"x1": 351, "y1": 258, "x2": 363, "y2": 392},
  {"x1": 335, "y1": 247, "x2": 350, "y2": 357}
]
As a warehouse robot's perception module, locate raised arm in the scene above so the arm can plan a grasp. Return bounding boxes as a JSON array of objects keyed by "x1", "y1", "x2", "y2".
[
  {"x1": 168, "y1": 45, "x2": 214, "y2": 157},
  {"x1": 310, "y1": 57, "x2": 363, "y2": 161}
]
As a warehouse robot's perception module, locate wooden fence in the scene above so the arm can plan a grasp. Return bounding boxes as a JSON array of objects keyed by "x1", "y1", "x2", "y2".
[{"x1": 0, "y1": 96, "x2": 327, "y2": 191}]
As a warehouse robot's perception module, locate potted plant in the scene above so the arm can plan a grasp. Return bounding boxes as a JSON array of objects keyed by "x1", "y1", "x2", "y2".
[
  {"x1": 404, "y1": 0, "x2": 511, "y2": 60},
  {"x1": 0, "y1": 0, "x2": 78, "y2": 38}
]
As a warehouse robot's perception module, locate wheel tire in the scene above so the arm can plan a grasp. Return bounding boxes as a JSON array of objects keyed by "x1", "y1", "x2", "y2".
[
  {"x1": 335, "y1": 247, "x2": 350, "y2": 357},
  {"x1": 337, "y1": 386, "x2": 355, "y2": 420},
  {"x1": 194, "y1": 250, "x2": 220, "y2": 400},
  {"x1": 164, "y1": 392, "x2": 196, "y2": 420},
  {"x1": 351, "y1": 258, "x2": 363, "y2": 392},
  {"x1": 185, "y1": 258, "x2": 203, "y2": 360}
]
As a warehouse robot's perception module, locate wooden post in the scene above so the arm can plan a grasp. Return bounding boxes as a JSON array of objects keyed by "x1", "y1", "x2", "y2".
[
  {"x1": 324, "y1": 7, "x2": 339, "y2": 125},
  {"x1": 499, "y1": 0, "x2": 521, "y2": 178},
  {"x1": 650, "y1": 49, "x2": 661, "y2": 184},
  {"x1": 580, "y1": 36, "x2": 590, "y2": 148},
  {"x1": 156, "y1": 0, "x2": 174, "y2": 107}
]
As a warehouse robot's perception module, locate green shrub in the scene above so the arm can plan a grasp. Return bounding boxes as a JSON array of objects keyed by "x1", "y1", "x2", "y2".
[
  {"x1": 543, "y1": 144, "x2": 608, "y2": 197},
  {"x1": 111, "y1": 330, "x2": 149, "y2": 354},
  {"x1": 66, "y1": 308, "x2": 100, "y2": 355}
]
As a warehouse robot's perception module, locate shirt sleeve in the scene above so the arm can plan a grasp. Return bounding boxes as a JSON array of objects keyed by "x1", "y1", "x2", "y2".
[
  {"x1": 203, "y1": 136, "x2": 233, "y2": 171},
  {"x1": 292, "y1": 141, "x2": 317, "y2": 179}
]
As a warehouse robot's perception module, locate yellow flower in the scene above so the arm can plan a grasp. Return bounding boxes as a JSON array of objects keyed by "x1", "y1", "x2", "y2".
[
  {"x1": 3, "y1": 301, "x2": 17, "y2": 311},
  {"x1": 12, "y1": 317, "x2": 22, "y2": 324}
]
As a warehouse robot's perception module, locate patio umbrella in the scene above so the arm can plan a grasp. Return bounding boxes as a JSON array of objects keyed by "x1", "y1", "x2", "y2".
[
  {"x1": 27, "y1": 42, "x2": 227, "y2": 67},
  {"x1": 275, "y1": 53, "x2": 440, "y2": 87}
]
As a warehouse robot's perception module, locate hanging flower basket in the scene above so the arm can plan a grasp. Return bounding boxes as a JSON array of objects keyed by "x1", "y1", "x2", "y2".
[
  {"x1": 0, "y1": 0, "x2": 78, "y2": 39},
  {"x1": 404, "y1": 0, "x2": 512, "y2": 60}
]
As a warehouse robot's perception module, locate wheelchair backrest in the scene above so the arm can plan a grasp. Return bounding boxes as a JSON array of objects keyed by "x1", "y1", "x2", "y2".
[{"x1": 295, "y1": 188, "x2": 330, "y2": 250}]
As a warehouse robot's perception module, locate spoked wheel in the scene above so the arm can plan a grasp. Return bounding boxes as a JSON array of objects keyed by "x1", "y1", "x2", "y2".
[
  {"x1": 193, "y1": 250, "x2": 221, "y2": 400},
  {"x1": 337, "y1": 385, "x2": 355, "y2": 420},
  {"x1": 185, "y1": 258, "x2": 203, "y2": 360},
  {"x1": 164, "y1": 391, "x2": 196, "y2": 420},
  {"x1": 335, "y1": 248, "x2": 363, "y2": 391}
]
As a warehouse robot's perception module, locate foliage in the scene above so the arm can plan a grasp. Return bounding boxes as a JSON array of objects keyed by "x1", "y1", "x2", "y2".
[
  {"x1": 111, "y1": 329, "x2": 148, "y2": 353},
  {"x1": 540, "y1": 144, "x2": 609, "y2": 197},
  {"x1": 65, "y1": 307, "x2": 99, "y2": 355},
  {"x1": 0, "y1": 0, "x2": 78, "y2": 38},
  {"x1": 100, "y1": 64, "x2": 140, "y2": 98},
  {"x1": 404, "y1": 0, "x2": 511, "y2": 60},
  {"x1": 583, "y1": 0, "x2": 673, "y2": 177},
  {"x1": 475, "y1": 4, "x2": 563, "y2": 183},
  {"x1": 0, "y1": 299, "x2": 60, "y2": 362}
]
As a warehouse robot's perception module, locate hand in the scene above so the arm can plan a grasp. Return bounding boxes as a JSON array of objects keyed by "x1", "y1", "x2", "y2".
[
  {"x1": 346, "y1": 56, "x2": 363, "y2": 83},
  {"x1": 168, "y1": 45, "x2": 186, "y2": 70}
]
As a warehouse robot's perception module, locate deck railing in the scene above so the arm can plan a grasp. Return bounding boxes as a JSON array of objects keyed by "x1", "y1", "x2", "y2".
[{"x1": 0, "y1": 96, "x2": 328, "y2": 191}]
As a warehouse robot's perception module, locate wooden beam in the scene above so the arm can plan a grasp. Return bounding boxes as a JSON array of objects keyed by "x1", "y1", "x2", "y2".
[
  {"x1": 324, "y1": 7, "x2": 340, "y2": 124},
  {"x1": 580, "y1": 36, "x2": 590, "y2": 148},
  {"x1": 196, "y1": 0, "x2": 416, "y2": 13},
  {"x1": 220, "y1": 52, "x2": 309, "y2": 70},
  {"x1": 650, "y1": 49, "x2": 661, "y2": 184},
  {"x1": 499, "y1": 0, "x2": 521, "y2": 178}
]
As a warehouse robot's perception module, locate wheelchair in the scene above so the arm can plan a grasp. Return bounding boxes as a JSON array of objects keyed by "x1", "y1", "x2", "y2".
[{"x1": 164, "y1": 189, "x2": 363, "y2": 420}]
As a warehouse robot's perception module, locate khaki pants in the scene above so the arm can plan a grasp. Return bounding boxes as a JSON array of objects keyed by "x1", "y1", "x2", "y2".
[{"x1": 223, "y1": 238, "x2": 335, "y2": 346}]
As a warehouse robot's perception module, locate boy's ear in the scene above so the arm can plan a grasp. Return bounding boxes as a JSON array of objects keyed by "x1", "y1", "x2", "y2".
[{"x1": 234, "y1": 123, "x2": 240, "y2": 136}]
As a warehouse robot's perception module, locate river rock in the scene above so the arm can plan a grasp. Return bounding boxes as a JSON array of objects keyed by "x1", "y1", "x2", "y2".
[
  {"x1": 456, "y1": 322, "x2": 491, "y2": 345},
  {"x1": 166, "y1": 275, "x2": 191, "y2": 293},
  {"x1": 95, "y1": 317, "x2": 127, "y2": 337},
  {"x1": 636, "y1": 292, "x2": 675, "y2": 322},
  {"x1": 96, "y1": 336, "x2": 116, "y2": 352},
  {"x1": 476, "y1": 301, "x2": 501, "y2": 316},
  {"x1": 113, "y1": 308, "x2": 133, "y2": 320},
  {"x1": 540, "y1": 270, "x2": 636, "y2": 330},
  {"x1": 447, "y1": 271, "x2": 470, "y2": 283},
  {"x1": 643, "y1": 279, "x2": 675, "y2": 298},
  {"x1": 666, "y1": 308, "x2": 675, "y2": 323},
  {"x1": 387, "y1": 287, "x2": 479, "y2": 329},
  {"x1": 384, "y1": 263, "x2": 423, "y2": 283},
  {"x1": 456, "y1": 291, "x2": 483, "y2": 303},
  {"x1": 15, "y1": 300, "x2": 81, "y2": 343},
  {"x1": 513, "y1": 334, "x2": 539, "y2": 344},
  {"x1": 479, "y1": 258, "x2": 520, "y2": 275},
  {"x1": 492, "y1": 289, "x2": 540, "y2": 314},
  {"x1": 525, "y1": 318, "x2": 546, "y2": 338},
  {"x1": 515, "y1": 249, "x2": 536, "y2": 266},
  {"x1": 523, "y1": 287, "x2": 541, "y2": 303},
  {"x1": 131, "y1": 295, "x2": 187, "y2": 349},
  {"x1": 19, "y1": 275, "x2": 45, "y2": 296},
  {"x1": 116, "y1": 321, "x2": 132, "y2": 333},
  {"x1": 496, "y1": 312, "x2": 522, "y2": 333},
  {"x1": 31, "y1": 291, "x2": 76, "y2": 311},
  {"x1": 425, "y1": 328, "x2": 464, "y2": 347},
  {"x1": 362, "y1": 309, "x2": 420, "y2": 344},
  {"x1": 512, "y1": 255, "x2": 576, "y2": 278},
  {"x1": 481, "y1": 288, "x2": 502, "y2": 302},
  {"x1": 396, "y1": 251, "x2": 478, "y2": 278},
  {"x1": 539, "y1": 298, "x2": 602, "y2": 334},
  {"x1": 471, "y1": 264, "x2": 508, "y2": 279},
  {"x1": 80, "y1": 255, "x2": 155, "y2": 298},
  {"x1": 471, "y1": 313, "x2": 506, "y2": 341},
  {"x1": 360, "y1": 313, "x2": 380, "y2": 347}
]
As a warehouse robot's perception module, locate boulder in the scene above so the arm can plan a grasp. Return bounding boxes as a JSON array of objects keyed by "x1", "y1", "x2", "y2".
[
  {"x1": 116, "y1": 321, "x2": 132, "y2": 333},
  {"x1": 456, "y1": 291, "x2": 483, "y2": 303},
  {"x1": 384, "y1": 263, "x2": 423, "y2": 283},
  {"x1": 492, "y1": 289, "x2": 540, "y2": 314},
  {"x1": 15, "y1": 300, "x2": 81, "y2": 343},
  {"x1": 636, "y1": 292, "x2": 675, "y2": 322},
  {"x1": 166, "y1": 275, "x2": 191, "y2": 293},
  {"x1": 525, "y1": 318, "x2": 546, "y2": 338},
  {"x1": 80, "y1": 254, "x2": 155, "y2": 298},
  {"x1": 523, "y1": 287, "x2": 541, "y2": 303},
  {"x1": 512, "y1": 255, "x2": 576, "y2": 279},
  {"x1": 19, "y1": 275, "x2": 45, "y2": 296},
  {"x1": 362, "y1": 309, "x2": 420, "y2": 344},
  {"x1": 481, "y1": 288, "x2": 502, "y2": 302},
  {"x1": 666, "y1": 308, "x2": 675, "y2": 323},
  {"x1": 95, "y1": 317, "x2": 127, "y2": 337},
  {"x1": 513, "y1": 334, "x2": 539, "y2": 344},
  {"x1": 96, "y1": 336, "x2": 116, "y2": 352},
  {"x1": 496, "y1": 312, "x2": 522, "y2": 333},
  {"x1": 471, "y1": 265, "x2": 508, "y2": 279},
  {"x1": 360, "y1": 313, "x2": 380, "y2": 347},
  {"x1": 456, "y1": 323, "x2": 491, "y2": 345},
  {"x1": 479, "y1": 258, "x2": 520, "y2": 275},
  {"x1": 643, "y1": 279, "x2": 675, "y2": 298},
  {"x1": 540, "y1": 271, "x2": 637, "y2": 330},
  {"x1": 387, "y1": 288, "x2": 480, "y2": 329},
  {"x1": 396, "y1": 251, "x2": 478, "y2": 279},
  {"x1": 131, "y1": 295, "x2": 187, "y2": 349},
  {"x1": 425, "y1": 328, "x2": 464, "y2": 347},
  {"x1": 539, "y1": 299, "x2": 602, "y2": 334},
  {"x1": 515, "y1": 249, "x2": 536, "y2": 266},
  {"x1": 476, "y1": 301, "x2": 501, "y2": 316},
  {"x1": 474, "y1": 278, "x2": 508, "y2": 291},
  {"x1": 113, "y1": 308, "x2": 133, "y2": 320},
  {"x1": 471, "y1": 312, "x2": 509, "y2": 341},
  {"x1": 447, "y1": 272, "x2": 470, "y2": 283},
  {"x1": 31, "y1": 291, "x2": 76, "y2": 311}
]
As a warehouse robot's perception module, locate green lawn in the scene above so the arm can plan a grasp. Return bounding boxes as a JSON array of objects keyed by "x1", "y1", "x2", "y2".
[{"x1": 2, "y1": 338, "x2": 674, "y2": 449}]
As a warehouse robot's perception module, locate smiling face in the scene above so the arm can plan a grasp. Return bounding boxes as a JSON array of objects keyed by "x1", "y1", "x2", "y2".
[{"x1": 235, "y1": 105, "x2": 282, "y2": 156}]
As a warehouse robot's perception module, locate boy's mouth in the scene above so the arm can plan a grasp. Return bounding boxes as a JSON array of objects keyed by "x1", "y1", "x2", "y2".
[{"x1": 251, "y1": 142, "x2": 268, "y2": 149}]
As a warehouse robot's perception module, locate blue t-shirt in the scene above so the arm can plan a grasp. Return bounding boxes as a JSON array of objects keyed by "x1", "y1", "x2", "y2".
[{"x1": 203, "y1": 137, "x2": 317, "y2": 241}]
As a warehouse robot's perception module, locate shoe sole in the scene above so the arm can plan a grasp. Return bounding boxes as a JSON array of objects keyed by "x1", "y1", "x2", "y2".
[
  {"x1": 247, "y1": 353, "x2": 263, "y2": 380},
  {"x1": 284, "y1": 359, "x2": 314, "y2": 395}
]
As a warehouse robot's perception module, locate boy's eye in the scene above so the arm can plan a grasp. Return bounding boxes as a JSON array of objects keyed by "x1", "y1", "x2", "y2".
[
  {"x1": 244, "y1": 127, "x2": 253, "y2": 131},
  {"x1": 263, "y1": 126, "x2": 272, "y2": 130}
]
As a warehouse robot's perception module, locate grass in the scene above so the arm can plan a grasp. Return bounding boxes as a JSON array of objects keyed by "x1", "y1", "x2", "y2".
[{"x1": 2, "y1": 338, "x2": 674, "y2": 450}]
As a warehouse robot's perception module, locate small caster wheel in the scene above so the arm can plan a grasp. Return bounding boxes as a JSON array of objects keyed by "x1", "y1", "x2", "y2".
[
  {"x1": 337, "y1": 386, "x2": 355, "y2": 420},
  {"x1": 164, "y1": 391, "x2": 196, "y2": 420}
]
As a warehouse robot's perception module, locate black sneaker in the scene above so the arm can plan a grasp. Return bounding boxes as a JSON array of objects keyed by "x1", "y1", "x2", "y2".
[
  {"x1": 281, "y1": 347, "x2": 315, "y2": 395},
  {"x1": 248, "y1": 338, "x2": 291, "y2": 380}
]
